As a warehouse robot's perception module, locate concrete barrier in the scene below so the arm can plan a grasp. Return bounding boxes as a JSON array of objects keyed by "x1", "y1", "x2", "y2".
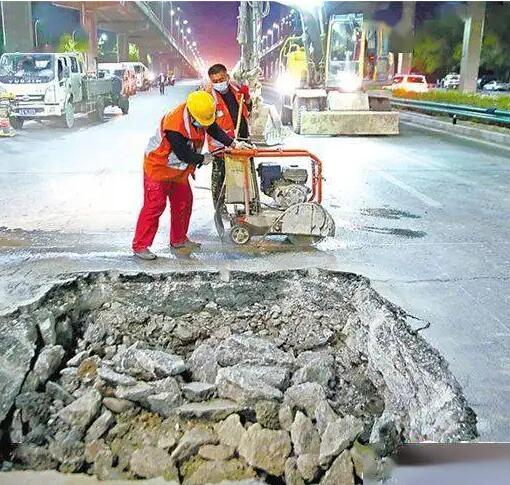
[{"x1": 300, "y1": 111, "x2": 400, "y2": 136}]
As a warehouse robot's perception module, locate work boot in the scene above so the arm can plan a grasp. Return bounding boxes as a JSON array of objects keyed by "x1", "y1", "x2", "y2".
[
  {"x1": 133, "y1": 249, "x2": 157, "y2": 260},
  {"x1": 170, "y1": 238, "x2": 202, "y2": 250}
]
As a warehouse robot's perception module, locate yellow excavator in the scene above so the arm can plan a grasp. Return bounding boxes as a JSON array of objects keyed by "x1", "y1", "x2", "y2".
[{"x1": 275, "y1": 8, "x2": 399, "y2": 135}]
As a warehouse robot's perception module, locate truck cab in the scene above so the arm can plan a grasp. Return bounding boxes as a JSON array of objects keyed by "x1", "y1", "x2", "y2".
[
  {"x1": 0, "y1": 52, "x2": 85, "y2": 128},
  {"x1": 0, "y1": 52, "x2": 127, "y2": 129}
]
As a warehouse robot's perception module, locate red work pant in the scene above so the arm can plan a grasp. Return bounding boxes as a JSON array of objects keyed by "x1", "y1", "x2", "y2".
[{"x1": 132, "y1": 174, "x2": 192, "y2": 251}]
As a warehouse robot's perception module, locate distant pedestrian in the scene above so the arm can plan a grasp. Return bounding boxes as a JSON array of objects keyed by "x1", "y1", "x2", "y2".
[{"x1": 159, "y1": 73, "x2": 166, "y2": 95}]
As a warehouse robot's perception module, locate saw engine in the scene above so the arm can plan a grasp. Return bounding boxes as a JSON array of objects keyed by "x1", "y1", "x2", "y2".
[{"x1": 257, "y1": 162, "x2": 310, "y2": 208}]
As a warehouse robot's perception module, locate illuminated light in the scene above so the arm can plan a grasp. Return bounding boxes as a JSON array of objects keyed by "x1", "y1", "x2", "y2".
[
  {"x1": 183, "y1": 19, "x2": 189, "y2": 25},
  {"x1": 276, "y1": 72, "x2": 300, "y2": 94},
  {"x1": 267, "y1": 29, "x2": 272, "y2": 35},
  {"x1": 175, "y1": 20, "x2": 180, "y2": 26},
  {"x1": 186, "y1": 27, "x2": 191, "y2": 34},
  {"x1": 335, "y1": 72, "x2": 362, "y2": 92},
  {"x1": 170, "y1": 9, "x2": 175, "y2": 15},
  {"x1": 192, "y1": 41, "x2": 197, "y2": 47}
]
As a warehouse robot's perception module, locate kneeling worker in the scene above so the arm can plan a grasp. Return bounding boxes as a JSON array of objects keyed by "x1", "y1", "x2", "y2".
[
  {"x1": 206, "y1": 63, "x2": 252, "y2": 208},
  {"x1": 132, "y1": 91, "x2": 236, "y2": 260}
]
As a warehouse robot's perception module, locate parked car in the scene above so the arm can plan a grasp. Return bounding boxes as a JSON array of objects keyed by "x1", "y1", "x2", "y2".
[
  {"x1": 482, "y1": 80, "x2": 510, "y2": 92},
  {"x1": 389, "y1": 74, "x2": 429, "y2": 93},
  {"x1": 442, "y1": 73, "x2": 460, "y2": 89},
  {"x1": 477, "y1": 74, "x2": 497, "y2": 89}
]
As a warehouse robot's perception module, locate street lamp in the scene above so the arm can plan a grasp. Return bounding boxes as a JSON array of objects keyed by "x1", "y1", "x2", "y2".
[{"x1": 34, "y1": 19, "x2": 41, "y2": 48}]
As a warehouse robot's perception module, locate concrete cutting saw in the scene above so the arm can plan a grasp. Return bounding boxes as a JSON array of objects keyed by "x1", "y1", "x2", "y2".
[{"x1": 214, "y1": 147, "x2": 335, "y2": 246}]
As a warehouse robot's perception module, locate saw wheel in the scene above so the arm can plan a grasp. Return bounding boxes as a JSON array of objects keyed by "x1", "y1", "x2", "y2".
[{"x1": 286, "y1": 234, "x2": 324, "y2": 246}]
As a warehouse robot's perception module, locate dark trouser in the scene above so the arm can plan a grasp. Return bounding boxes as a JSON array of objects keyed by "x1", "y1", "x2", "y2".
[
  {"x1": 159, "y1": 83, "x2": 165, "y2": 95},
  {"x1": 211, "y1": 156, "x2": 225, "y2": 209}
]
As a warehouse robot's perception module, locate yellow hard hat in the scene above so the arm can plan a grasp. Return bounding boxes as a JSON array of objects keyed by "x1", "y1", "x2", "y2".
[{"x1": 186, "y1": 91, "x2": 216, "y2": 127}]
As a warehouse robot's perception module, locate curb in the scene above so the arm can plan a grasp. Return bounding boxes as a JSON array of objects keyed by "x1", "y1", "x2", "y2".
[{"x1": 398, "y1": 111, "x2": 510, "y2": 151}]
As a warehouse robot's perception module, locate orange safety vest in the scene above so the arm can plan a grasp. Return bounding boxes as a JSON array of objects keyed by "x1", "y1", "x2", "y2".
[
  {"x1": 143, "y1": 103, "x2": 206, "y2": 183},
  {"x1": 206, "y1": 82, "x2": 250, "y2": 150}
]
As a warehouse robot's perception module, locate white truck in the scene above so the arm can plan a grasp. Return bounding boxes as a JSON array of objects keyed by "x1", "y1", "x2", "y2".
[
  {"x1": 0, "y1": 52, "x2": 129, "y2": 129},
  {"x1": 99, "y1": 61, "x2": 151, "y2": 91}
]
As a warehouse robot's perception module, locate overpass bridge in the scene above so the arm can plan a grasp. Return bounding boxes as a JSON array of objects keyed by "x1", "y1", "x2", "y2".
[{"x1": 0, "y1": 1, "x2": 199, "y2": 76}]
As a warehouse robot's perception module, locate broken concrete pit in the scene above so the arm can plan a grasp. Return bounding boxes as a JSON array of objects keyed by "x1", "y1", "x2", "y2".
[{"x1": 0, "y1": 269, "x2": 476, "y2": 483}]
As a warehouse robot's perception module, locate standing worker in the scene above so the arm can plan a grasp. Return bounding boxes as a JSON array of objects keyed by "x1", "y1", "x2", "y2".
[
  {"x1": 132, "y1": 91, "x2": 238, "y2": 260},
  {"x1": 206, "y1": 63, "x2": 252, "y2": 208},
  {"x1": 158, "y1": 72, "x2": 166, "y2": 95}
]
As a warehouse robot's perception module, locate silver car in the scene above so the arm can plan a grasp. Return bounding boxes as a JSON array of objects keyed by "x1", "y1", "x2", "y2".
[{"x1": 483, "y1": 80, "x2": 510, "y2": 92}]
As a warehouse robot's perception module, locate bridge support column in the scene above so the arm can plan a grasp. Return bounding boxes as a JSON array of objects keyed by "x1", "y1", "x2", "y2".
[
  {"x1": 396, "y1": 1, "x2": 415, "y2": 74},
  {"x1": 80, "y1": 6, "x2": 98, "y2": 71},
  {"x1": 117, "y1": 33, "x2": 129, "y2": 62},
  {"x1": 459, "y1": 2, "x2": 485, "y2": 93},
  {"x1": 397, "y1": 53, "x2": 413, "y2": 75},
  {"x1": 1, "y1": 1, "x2": 34, "y2": 52}
]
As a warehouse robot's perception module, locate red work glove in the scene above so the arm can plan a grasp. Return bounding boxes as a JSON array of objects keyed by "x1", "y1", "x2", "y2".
[{"x1": 238, "y1": 83, "x2": 251, "y2": 101}]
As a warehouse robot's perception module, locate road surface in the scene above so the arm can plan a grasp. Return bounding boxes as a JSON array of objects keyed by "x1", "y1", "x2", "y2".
[{"x1": 1, "y1": 81, "x2": 509, "y2": 440}]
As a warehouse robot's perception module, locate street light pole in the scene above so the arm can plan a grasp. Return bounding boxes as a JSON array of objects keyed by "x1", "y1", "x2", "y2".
[{"x1": 34, "y1": 19, "x2": 40, "y2": 48}]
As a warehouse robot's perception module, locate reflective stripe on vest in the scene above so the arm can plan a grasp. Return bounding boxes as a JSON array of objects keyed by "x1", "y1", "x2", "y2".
[
  {"x1": 167, "y1": 106, "x2": 193, "y2": 171},
  {"x1": 144, "y1": 106, "x2": 194, "y2": 173}
]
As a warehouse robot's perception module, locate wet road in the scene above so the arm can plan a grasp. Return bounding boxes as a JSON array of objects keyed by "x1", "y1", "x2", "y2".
[{"x1": 1, "y1": 80, "x2": 510, "y2": 440}]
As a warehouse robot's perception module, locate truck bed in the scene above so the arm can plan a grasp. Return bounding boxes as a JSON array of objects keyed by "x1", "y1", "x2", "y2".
[{"x1": 82, "y1": 78, "x2": 112, "y2": 99}]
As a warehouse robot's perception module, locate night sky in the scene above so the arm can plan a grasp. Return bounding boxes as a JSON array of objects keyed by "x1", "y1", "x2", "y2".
[
  {"x1": 29, "y1": 1, "x2": 446, "y2": 70},
  {"x1": 174, "y1": 1, "x2": 291, "y2": 68}
]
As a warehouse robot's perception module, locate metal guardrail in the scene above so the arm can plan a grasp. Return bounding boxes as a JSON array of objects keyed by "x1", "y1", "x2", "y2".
[{"x1": 391, "y1": 98, "x2": 510, "y2": 126}]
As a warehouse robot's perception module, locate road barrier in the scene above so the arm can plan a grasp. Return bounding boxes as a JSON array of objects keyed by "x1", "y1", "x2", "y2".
[{"x1": 391, "y1": 98, "x2": 510, "y2": 126}]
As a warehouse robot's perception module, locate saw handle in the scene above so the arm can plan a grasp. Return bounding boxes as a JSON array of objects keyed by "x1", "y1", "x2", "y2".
[{"x1": 234, "y1": 93, "x2": 245, "y2": 140}]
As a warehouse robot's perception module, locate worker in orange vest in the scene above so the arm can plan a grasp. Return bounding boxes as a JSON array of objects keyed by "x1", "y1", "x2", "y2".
[
  {"x1": 132, "y1": 90, "x2": 238, "y2": 260},
  {"x1": 206, "y1": 63, "x2": 252, "y2": 209}
]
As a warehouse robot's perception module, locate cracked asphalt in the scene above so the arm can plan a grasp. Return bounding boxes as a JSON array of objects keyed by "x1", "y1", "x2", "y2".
[{"x1": 1, "y1": 80, "x2": 510, "y2": 440}]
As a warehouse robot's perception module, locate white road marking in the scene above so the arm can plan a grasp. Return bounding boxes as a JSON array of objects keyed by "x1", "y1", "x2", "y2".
[{"x1": 379, "y1": 172, "x2": 443, "y2": 208}]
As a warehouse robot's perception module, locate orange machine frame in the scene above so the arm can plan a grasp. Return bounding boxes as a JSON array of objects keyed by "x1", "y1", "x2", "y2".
[{"x1": 222, "y1": 147, "x2": 324, "y2": 208}]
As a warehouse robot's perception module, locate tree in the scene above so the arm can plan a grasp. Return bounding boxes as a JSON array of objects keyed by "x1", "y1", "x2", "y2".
[
  {"x1": 128, "y1": 43, "x2": 140, "y2": 62},
  {"x1": 412, "y1": 3, "x2": 510, "y2": 82},
  {"x1": 412, "y1": 13, "x2": 464, "y2": 80},
  {"x1": 57, "y1": 33, "x2": 88, "y2": 54}
]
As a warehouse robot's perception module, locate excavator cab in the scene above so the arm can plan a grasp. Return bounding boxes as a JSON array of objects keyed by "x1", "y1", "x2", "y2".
[{"x1": 326, "y1": 14, "x2": 364, "y2": 91}]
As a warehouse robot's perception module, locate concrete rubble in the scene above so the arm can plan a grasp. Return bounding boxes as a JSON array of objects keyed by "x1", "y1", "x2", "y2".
[{"x1": 0, "y1": 270, "x2": 477, "y2": 483}]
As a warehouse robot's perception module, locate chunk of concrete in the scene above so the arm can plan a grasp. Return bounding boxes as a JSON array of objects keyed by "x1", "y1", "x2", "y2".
[
  {"x1": 319, "y1": 416, "x2": 364, "y2": 465},
  {"x1": 216, "y1": 336, "x2": 295, "y2": 368},
  {"x1": 238, "y1": 423, "x2": 291, "y2": 476},
  {"x1": 58, "y1": 389, "x2": 102, "y2": 429}
]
